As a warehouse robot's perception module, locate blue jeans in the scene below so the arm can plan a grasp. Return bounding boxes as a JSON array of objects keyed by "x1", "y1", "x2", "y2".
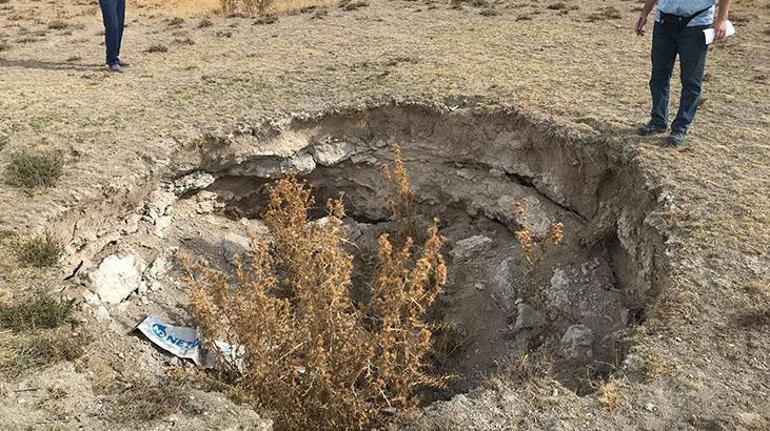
[
  {"x1": 99, "y1": 0, "x2": 125, "y2": 66},
  {"x1": 649, "y1": 21, "x2": 709, "y2": 134}
]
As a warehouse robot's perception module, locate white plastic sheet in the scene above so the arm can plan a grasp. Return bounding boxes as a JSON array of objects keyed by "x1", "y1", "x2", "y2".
[{"x1": 136, "y1": 313, "x2": 216, "y2": 368}]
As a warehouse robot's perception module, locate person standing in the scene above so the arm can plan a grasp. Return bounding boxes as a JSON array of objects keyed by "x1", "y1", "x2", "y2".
[
  {"x1": 635, "y1": 0, "x2": 732, "y2": 149},
  {"x1": 99, "y1": 0, "x2": 128, "y2": 72}
]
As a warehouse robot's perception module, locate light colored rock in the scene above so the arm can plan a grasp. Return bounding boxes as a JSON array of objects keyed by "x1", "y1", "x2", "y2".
[
  {"x1": 231, "y1": 154, "x2": 316, "y2": 178},
  {"x1": 172, "y1": 172, "x2": 216, "y2": 194},
  {"x1": 514, "y1": 303, "x2": 542, "y2": 331},
  {"x1": 222, "y1": 233, "x2": 250, "y2": 264},
  {"x1": 145, "y1": 189, "x2": 177, "y2": 224},
  {"x1": 560, "y1": 324, "x2": 594, "y2": 360},
  {"x1": 82, "y1": 290, "x2": 100, "y2": 306},
  {"x1": 153, "y1": 215, "x2": 173, "y2": 237},
  {"x1": 95, "y1": 305, "x2": 111, "y2": 321},
  {"x1": 311, "y1": 141, "x2": 354, "y2": 166},
  {"x1": 89, "y1": 254, "x2": 145, "y2": 304},
  {"x1": 549, "y1": 268, "x2": 571, "y2": 311},
  {"x1": 146, "y1": 254, "x2": 171, "y2": 281},
  {"x1": 491, "y1": 258, "x2": 516, "y2": 311},
  {"x1": 120, "y1": 213, "x2": 142, "y2": 235},
  {"x1": 451, "y1": 235, "x2": 493, "y2": 261}
]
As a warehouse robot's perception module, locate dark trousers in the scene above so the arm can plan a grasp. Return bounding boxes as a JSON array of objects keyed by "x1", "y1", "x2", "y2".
[
  {"x1": 99, "y1": 0, "x2": 125, "y2": 66},
  {"x1": 649, "y1": 21, "x2": 709, "y2": 134}
]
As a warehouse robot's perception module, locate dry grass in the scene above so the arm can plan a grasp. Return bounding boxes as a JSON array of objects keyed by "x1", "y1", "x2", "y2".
[
  {"x1": 382, "y1": 144, "x2": 417, "y2": 242},
  {"x1": 513, "y1": 198, "x2": 563, "y2": 270},
  {"x1": 136, "y1": 0, "x2": 336, "y2": 17},
  {"x1": 135, "y1": 0, "x2": 220, "y2": 18},
  {"x1": 0, "y1": 293, "x2": 74, "y2": 332},
  {"x1": 98, "y1": 378, "x2": 200, "y2": 423},
  {"x1": 183, "y1": 148, "x2": 448, "y2": 429},
  {"x1": 4, "y1": 150, "x2": 64, "y2": 189},
  {"x1": 14, "y1": 233, "x2": 63, "y2": 267},
  {"x1": 0, "y1": 329, "x2": 89, "y2": 377},
  {"x1": 595, "y1": 376, "x2": 624, "y2": 411}
]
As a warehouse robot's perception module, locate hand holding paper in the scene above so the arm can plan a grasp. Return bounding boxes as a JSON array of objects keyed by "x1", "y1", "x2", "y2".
[{"x1": 704, "y1": 20, "x2": 735, "y2": 45}]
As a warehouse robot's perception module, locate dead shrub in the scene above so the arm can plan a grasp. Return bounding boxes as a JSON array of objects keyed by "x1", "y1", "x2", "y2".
[
  {"x1": 513, "y1": 198, "x2": 563, "y2": 270},
  {"x1": 184, "y1": 148, "x2": 449, "y2": 429}
]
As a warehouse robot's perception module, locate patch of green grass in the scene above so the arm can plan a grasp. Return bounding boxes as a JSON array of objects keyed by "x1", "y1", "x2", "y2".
[
  {"x1": 15, "y1": 234, "x2": 63, "y2": 267},
  {"x1": 0, "y1": 293, "x2": 75, "y2": 332},
  {"x1": 5, "y1": 150, "x2": 64, "y2": 189}
]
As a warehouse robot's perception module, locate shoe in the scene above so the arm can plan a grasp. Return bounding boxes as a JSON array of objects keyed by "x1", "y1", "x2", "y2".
[
  {"x1": 107, "y1": 63, "x2": 123, "y2": 73},
  {"x1": 118, "y1": 60, "x2": 130, "y2": 67},
  {"x1": 665, "y1": 131, "x2": 690, "y2": 150},
  {"x1": 637, "y1": 121, "x2": 667, "y2": 136}
]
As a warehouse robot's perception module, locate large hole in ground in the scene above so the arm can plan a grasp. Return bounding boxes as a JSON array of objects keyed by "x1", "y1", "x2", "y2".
[{"x1": 68, "y1": 103, "x2": 665, "y2": 405}]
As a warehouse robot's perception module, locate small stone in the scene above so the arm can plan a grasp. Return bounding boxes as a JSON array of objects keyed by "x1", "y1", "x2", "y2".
[
  {"x1": 172, "y1": 172, "x2": 216, "y2": 194},
  {"x1": 514, "y1": 303, "x2": 542, "y2": 331},
  {"x1": 145, "y1": 190, "x2": 177, "y2": 224},
  {"x1": 474, "y1": 283, "x2": 485, "y2": 291},
  {"x1": 456, "y1": 169, "x2": 474, "y2": 180},
  {"x1": 82, "y1": 290, "x2": 101, "y2": 306},
  {"x1": 450, "y1": 235, "x2": 493, "y2": 261},
  {"x1": 121, "y1": 213, "x2": 142, "y2": 235},
  {"x1": 95, "y1": 305, "x2": 110, "y2": 321},
  {"x1": 489, "y1": 168, "x2": 506, "y2": 178},
  {"x1": 560, "y1": 324, "x2": 594, "y2": 360},
  {"x1": 491, "y1": 258, "x2": 516, "y2": 311},
  {"x1": 644, "y1": 402, "x2": 656, "y2": 412},
  {"x1": 89, "y1": 254, "x2": 145, "y2": 304},
  {"x1": 311, "y1": 140, "x2": 354, "y2": 166},
  {"x1": 222, "y1": 233, "x2": 250, "y2": 264}
]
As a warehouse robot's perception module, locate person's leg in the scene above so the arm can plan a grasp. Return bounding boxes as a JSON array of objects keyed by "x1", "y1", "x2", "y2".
[
  {"x1": 116, "y1": 0, "x2": 125, "y2": 59},
  {"x1": 648, "y1": 22, "x2": 679, "y2": 128},
  {"x1": 670, "y1": 26, "x2": 709, "y2": 135},
  {"x1": 99, "y1": 0, "x2": 119, "y2": 66}
]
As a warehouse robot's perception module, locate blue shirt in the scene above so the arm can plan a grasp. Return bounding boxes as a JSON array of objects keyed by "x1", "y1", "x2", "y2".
[{"x1": 655, "y1": 0, "x2": 716, "y2": 27}]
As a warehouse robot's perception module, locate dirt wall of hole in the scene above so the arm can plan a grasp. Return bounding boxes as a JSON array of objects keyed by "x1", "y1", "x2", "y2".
[{"x1": 192, "y1": 102, "x2": 665, "y2": 307}]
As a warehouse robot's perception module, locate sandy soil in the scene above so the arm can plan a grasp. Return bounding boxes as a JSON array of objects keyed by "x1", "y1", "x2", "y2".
[{"x1": 0, "y1": 0, "x2": 769, "y2": 429}]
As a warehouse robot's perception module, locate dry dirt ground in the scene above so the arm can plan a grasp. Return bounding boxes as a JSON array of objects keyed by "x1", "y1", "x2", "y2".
[{"x1": 0, "y1": 0, "x2": 769, "y2": 429}]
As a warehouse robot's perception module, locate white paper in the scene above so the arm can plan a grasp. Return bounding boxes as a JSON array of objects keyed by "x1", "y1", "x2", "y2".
[{"x1": 704, "y1": 21, "x2": 735, "y2": 45}]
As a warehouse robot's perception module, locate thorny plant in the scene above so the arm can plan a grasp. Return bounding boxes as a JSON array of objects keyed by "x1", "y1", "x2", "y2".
[
  {"x1": 183, "y1": 147, "x2": 449, "y2": 430},
  {"x1": 513, "y1": 197, "x2": 564, "y2": 271},
  {"x1": 382, "y1": 144, "x2": 417, "y2": 243}
]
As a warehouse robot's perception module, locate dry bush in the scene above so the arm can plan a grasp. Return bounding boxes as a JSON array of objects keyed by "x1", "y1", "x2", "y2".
[
  {"x1": 513, "y1": 198, "x2": 563, "y2": 270},
  {"x1": 184, "y1": 153, "x2": 448, "y2": 429},
  {"x1": 382, "y1": 144, "x2": 417, "y2": 242}
]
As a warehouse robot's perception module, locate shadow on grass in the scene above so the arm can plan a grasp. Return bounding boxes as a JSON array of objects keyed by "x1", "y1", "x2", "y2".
[{"x1": 0, "y1": 58, "x2": 102, "y2": 71}]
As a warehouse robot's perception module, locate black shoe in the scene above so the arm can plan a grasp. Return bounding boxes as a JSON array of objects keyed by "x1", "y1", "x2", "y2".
[
  {"x1": 637, "y1": 121, "x2": 667, "y2": 136},
  {"x1": 665, "y1": 131, "x2": 690, "y2": 150}
]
